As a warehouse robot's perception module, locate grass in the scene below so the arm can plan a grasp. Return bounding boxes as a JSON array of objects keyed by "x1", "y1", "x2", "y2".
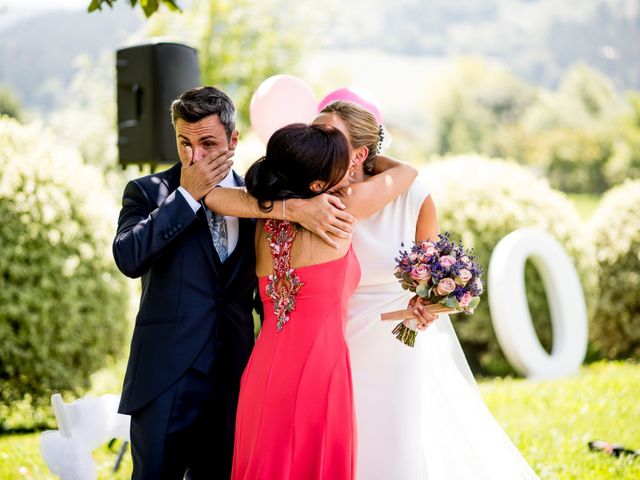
[
  {"x1": 1, "y1": 361, "x2": 638, "y2": 479},
  {"x1": 0, "y1": 435, "x2": 132, "y2": 480},
  {"x1": 567, "y1": 193, "x2": 601, "y2": 221},
  {"x1": 479, "y1": 361, "x2": 640, "y2": 479}
]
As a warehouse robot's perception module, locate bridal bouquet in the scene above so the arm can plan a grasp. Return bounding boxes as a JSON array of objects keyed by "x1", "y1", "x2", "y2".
[{"x1": 381, "y1": 232, "x2": 484, "y2": 347}]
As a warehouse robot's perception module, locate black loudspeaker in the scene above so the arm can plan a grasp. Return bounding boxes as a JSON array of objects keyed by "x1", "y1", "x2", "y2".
[{"x1": 116, "y1": 42, "x2": 200, "y2": 168}]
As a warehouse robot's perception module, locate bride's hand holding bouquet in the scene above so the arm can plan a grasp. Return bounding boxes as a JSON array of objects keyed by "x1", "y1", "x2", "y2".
[{"x1": 381, "y1": 232, "x2": 484, "y2": 346}]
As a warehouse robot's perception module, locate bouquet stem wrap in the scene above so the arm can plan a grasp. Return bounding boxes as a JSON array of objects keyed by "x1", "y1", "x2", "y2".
[
  {"x1": 385, "y1": 304, "x2": 457, "y2": 347},
  {"x1": 380, "y1": 303, "x2": 456, "y2": 321}
]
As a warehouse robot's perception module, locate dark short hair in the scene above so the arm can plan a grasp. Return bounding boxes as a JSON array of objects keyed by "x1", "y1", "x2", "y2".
[
  {"x1": 170, "y1": 86, "x2": 236, "y2": 140},
  {"x1": 245, "y1": 124, "x2": 350, "y2": 212}
]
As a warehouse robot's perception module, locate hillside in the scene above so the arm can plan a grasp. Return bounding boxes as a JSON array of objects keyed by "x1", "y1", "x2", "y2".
[
  {"x1": 0, "y1": 3, "x2": 141, "y2": 111},
  {"x1": 0, "y1": 0, "x2": 638, "y2": 113}
]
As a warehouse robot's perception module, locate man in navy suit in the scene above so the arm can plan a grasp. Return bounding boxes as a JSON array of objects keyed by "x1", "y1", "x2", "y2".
[{"x1": 113, "y1": 86, "x2": 354, "y2": 479}]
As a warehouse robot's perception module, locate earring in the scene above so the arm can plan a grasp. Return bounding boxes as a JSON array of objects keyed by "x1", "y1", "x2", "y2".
[{"x1": 349, "y1": 158, "x2": 357, "y2": 176}]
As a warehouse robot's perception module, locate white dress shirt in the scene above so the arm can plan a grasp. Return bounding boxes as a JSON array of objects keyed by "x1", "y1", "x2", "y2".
[{"x1": 177, "y1": 170, "x2": 240, "y2": 257}]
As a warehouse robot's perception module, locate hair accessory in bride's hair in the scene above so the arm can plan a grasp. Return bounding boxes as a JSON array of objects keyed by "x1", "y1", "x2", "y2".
[{"x1": 377, "y1": 124, "x2": 392, "y2": 153}]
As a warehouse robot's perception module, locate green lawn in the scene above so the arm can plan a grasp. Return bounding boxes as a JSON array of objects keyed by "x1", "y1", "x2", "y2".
[
  {"x1": 567, "y1": 193, "x2": 601, "y2": 221},
  {"x1": 0, "y1": 435, "x2": 132, "y2": 479},
  {"x1": 1, "y1": 361, "x2": 638, "y2": 479},
  {"x1": 480, "y1": 361, "x2": 640, "y2": 479}
]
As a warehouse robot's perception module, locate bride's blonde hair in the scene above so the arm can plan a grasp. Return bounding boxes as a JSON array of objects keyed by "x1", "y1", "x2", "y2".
[{"x1": 319, "y1": 101, "x2": 380, "y2": 175}]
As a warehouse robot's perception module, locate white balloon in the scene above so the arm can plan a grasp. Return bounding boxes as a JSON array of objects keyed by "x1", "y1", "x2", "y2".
[{"x1": 488, "y1": 228, "x2": 588, "y2": 379}]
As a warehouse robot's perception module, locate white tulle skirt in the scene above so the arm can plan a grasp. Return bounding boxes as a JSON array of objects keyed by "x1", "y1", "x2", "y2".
[{"x1": 347, "y1": 290, "x2": 539, "y2": 480}]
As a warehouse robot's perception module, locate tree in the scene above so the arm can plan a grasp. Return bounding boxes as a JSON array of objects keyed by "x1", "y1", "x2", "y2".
[
  {"x1": 604, "y1": 92, "x2": 640, "y2": 185},
  {"x1": 559, "y1": 63, "x2": 620, "y2": 123},
  {"x1": 88, "y1": 0, "x2": 180, "y2": 18},
  {"x1": 0, "y1": 86, "x2": 22, "y2": 120},
  {"x1": 524, "y1": 64, "x2": 626, "y2": 193},
  {"x1": 433, "y1": 57, "x2": 537, "y2": 159},
  {"x1": 142, "y1": 0, "x2": 310, "y2": 127}
]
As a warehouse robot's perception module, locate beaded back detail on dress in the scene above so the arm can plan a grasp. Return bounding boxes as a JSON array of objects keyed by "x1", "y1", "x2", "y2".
[{"x1": 264, "y1": 219, "x2": 304, "y2": 331}]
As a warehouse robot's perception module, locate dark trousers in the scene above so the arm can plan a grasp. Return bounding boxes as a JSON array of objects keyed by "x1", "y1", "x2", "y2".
[{"x1": 130, "y1": 367, "x2": 235, "y2": 480}]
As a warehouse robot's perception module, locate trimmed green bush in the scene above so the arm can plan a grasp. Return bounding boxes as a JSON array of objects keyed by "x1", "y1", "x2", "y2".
[
  {"x1": 589, "y1": 180, "x2": 640, "y2": 359},
  {"x1": 422, "y1": 155, "x2": 595, "y2": 376},
  {"x1": 0, "y1": 117, "x2": 129, "y2": 430}
]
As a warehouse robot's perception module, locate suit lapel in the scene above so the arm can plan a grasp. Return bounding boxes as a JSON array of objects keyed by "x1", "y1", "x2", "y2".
[
  {"x1": 233, "y1": 171, "x2": 245, "y2": 188},
  {"x1": 221, "y1": 217, "x2": 253, "y2": 291},
  {"x1": 160, "y1": 162, "x2": 182, "y2": 191},
  {"x1": 163, "y1": 162, "x2": 222, "y2": 281}
]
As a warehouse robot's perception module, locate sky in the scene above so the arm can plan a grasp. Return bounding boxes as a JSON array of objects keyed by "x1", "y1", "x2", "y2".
[
  {"x1": 2, "y1": 0, "x2": 87, "y2": 9},
  {"x1": 0, "y1": 0, "x2": 90, "y2": 30}
]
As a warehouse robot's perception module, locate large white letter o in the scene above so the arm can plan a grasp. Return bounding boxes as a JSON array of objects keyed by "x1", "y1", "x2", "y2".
[{"x1": 488, "y1": 228, "x2": 588, "y2": 379}]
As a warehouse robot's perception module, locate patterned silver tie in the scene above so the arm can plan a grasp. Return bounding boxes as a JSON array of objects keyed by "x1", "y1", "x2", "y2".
[{"x1": 208, "y1": 212, "x2": 228, "y2": 262}]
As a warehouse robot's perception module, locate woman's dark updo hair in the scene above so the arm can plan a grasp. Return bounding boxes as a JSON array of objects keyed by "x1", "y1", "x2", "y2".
[{"x1": 245, "y1": 123, "x2": 350, "y2": 212}]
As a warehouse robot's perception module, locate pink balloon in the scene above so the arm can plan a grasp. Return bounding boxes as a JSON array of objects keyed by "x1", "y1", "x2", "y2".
[
  {"x1": 250, "y1": 75, "x2": 318, "y2": 143},
  {"x1": 317, "y1": 87, "x2": 383, "y2": 124}
]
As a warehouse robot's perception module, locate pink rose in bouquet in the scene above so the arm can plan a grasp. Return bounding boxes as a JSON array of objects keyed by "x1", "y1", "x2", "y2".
[
  {"x1": 458, "y1": 291, "x2": 473, "y2": 308},
  {"x1": 410, "y1": 265, "x2": 431, "y2": 282},
  {"x1": 435, "y1": 277, "x2": 456, "y2": 296},
  {"x1": 455, "y1": 268, "x2": 472, "y2": 286},
  {"x1": 439, "y1": 255, "x2": 456, "y2": 268}
]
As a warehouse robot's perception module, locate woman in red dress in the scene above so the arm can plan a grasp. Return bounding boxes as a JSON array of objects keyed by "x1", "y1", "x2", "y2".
[{"x1": 206, "y1": 122, "x2": 417, "y2": 480}]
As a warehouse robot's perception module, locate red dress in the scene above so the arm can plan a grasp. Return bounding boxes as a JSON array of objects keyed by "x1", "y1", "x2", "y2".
[{"x1": 231, "y1": 220, "x2": 361, "y2": 480}]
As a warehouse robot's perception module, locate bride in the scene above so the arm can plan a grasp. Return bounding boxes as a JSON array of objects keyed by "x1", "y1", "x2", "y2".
[{"x1": 314, "y1": 100, "x2": 540, "y2": 479}]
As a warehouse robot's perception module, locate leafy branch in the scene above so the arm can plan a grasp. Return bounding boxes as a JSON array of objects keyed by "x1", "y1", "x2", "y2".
[{"x1": 87, "y1": 0, "x2": 181, "y2": 18}]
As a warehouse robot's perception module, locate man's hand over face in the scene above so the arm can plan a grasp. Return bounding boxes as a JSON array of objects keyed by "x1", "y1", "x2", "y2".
[{"x1": 181, "y1": 146, "x2": 234, "y2": 201}]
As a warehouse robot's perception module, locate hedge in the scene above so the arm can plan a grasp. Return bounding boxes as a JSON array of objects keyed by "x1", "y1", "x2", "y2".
[
  {"x1": 422, "y1": 155, "x2": 595, "y2": 376},
  {"x1": 0, "y1": 117, "x2": 129, "y2": 430}
]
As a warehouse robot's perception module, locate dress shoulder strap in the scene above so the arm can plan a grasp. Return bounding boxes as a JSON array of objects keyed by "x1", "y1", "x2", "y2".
[{"x1": 264, "y1": 219, "x2": 304, "y2": 331}]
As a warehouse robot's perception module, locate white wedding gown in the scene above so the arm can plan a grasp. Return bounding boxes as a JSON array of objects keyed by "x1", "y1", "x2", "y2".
[{"x1": 348, "y1": 176, "x2": 539, "y2": 479}]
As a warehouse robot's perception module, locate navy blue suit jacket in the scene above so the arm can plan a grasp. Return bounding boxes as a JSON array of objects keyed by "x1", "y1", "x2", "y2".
[{"x1": 113, "y1": 162, "x2": 257, "y2": 414}]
